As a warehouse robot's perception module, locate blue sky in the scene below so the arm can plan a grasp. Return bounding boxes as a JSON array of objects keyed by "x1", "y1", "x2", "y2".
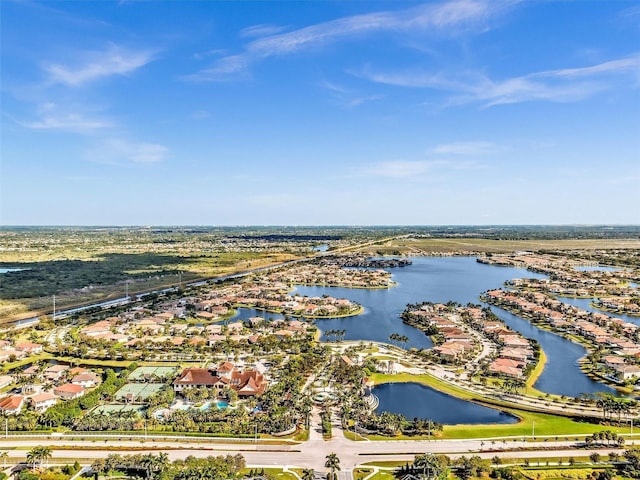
[{"x1": 1, "y1": 0, "x2": 639, "y2": 225}]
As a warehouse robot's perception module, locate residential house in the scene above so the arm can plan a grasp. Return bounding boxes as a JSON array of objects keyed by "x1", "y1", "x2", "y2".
[
  {"x1": 0, "y1": 375, "x2": 14, "y2": 389},
  {"x1": 71, "y1": 372, "x2": 101, "y2": 388},
  {"x1": 29, "y1": 392, "x2": 58, "y2": 412},
  {"x1": 0, "y1": 395, "x2": 24, "y2": 414},
  {"x1": 44, "y1": 365, "x2": 68, "y2": 382},
  {"x1": 173, "y1": 363, "x2": 267, "y2": 397},
  {"x1": 15, "y1": 342, "x2": 43, "y2": 354},
  {"x1": 54, "y1": 383, "x2": 85, "y2": 400}
]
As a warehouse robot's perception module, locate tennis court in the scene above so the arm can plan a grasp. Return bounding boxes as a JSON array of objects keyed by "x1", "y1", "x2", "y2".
[
  {"x1": 127, "y1": 366, "x2": 178, "y2": 381},
  {"x1": 115, "y1": 383, "x2": 165, "y2": 402}
]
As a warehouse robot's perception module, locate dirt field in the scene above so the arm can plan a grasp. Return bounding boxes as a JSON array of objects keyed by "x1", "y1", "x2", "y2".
[{"x1": 357, "y1": 238, "x2": 640, "y2": 255}]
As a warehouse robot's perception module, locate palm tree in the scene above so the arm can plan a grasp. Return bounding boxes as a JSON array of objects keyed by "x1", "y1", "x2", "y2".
[
  {"x1": 155, "y1": 452, "x2": 169, "y2": 479},
  {"x1": 39, "y1": 446, "x2": 52, "y2": 468},
  {"x1": 26, "y1": 446, "x2": 51, "y2": 469},
  {"x1": 324, "y1": 452, "x2": 341, "y2": 480},
  {"x1": 413, "y1": 453, "x2": 440, "y2": 479},
  {"x1": 302, "y1": 468, "x2": 315, "y2": 480},
  {"x1": 26, "y1": 449, "x2": 37, "y2": 468},
  {"x1": 91, "y1": 459, "x2": 106, "y2": 480}
]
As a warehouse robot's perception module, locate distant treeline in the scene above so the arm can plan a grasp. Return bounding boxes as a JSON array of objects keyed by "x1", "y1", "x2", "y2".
[
  {"x1": 2, "y1": 224, "x2": 639, "y2": 240},
  {"x1": 0, "y1": 254, "x2": 185, "y2": 299}
]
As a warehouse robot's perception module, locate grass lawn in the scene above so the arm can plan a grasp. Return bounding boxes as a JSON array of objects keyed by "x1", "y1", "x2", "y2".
[
  {"x1": 360, "y1": 471, "x2": 396, "y2": 480},
  {"x1": 368, "y1": 372, "x2": 628, "y2": 439},
  {"x1": 353, "y1": 468, "x2": 375, "y2": 480},
  {"x1": 54, "y1": 356, "x2": 134, "y2": 369},
  {"x1": 241, "y1": 468, "x2": 298, "y2": 480},
  {"x1": 1, "y1": 352, "x2": 54, "y2": 372}
]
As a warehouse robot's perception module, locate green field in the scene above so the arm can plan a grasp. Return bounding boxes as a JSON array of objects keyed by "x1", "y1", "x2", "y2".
[{"x1": 359, "y1": 237, "x2": 640, "y2": 255}]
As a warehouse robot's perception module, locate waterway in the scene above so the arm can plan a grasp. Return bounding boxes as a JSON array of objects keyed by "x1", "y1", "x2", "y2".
[
  {"x1": 374, "y1": 382, "x2": 517, "y2": 425},
  {"x1": 556, "y1": 296, "x2": 640, "y2": 326},
  {"x1": 290, "y1": 256, "x2": 616, "y2": 397},
  {"x1": 229, "y1": 307, "x2": 286, "y2": 323},
  {"x1": 292, "y1": 257, "x2": 543, "y2": 349},
  {"x1": 488, "y1": 307, "x2": 616, "y2": 396},
  {"x1": 574, "y1": 266, "x2": 621, "y2": 272},
  {"x1": 0, "y1": 268, "x2": 26, "y2": 274}
]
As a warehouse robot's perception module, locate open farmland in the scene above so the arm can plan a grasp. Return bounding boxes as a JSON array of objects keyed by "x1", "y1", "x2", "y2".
[{"x1": 360, "y1": 237, "x2": 640, "y2": 255}]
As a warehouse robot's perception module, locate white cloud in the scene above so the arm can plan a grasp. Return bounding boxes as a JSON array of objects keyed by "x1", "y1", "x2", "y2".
[
  {"x1": 431, "y1": 141, "x2": 507, "y2": 155},
  {"x1": 318, "y1": 80, "x2": 384, "y2": 108},
  {"x1": 88, "y1": 138, "x2": 168, "y2": 164},
  {"x1": 362, "y1": 158, "x2": 485, "y2": 179},
  {"x1": 16, "y1": 103, "x2": 112, "y2": 132},
  {"x1": 364, "y1": 160, "x2": 446, "y2": 178},
  {"x1": 18, "y1": 113, "x2": 112, "y2": 131},
  {"x1": 360, "y1": 54, "x2": 640, "y2": 106},
  {"x1": 188, "y1": 0, "x2": 509, "y2": 81},
  {"x1": 239, "y1": 24, "x2": 288, "y2": 38},
  {"x1": 185, "y1": 55, "x2": 249, "y2": 82},
  {"x1": 44, "y1": 44, "x2": 155, "y2": 86}
]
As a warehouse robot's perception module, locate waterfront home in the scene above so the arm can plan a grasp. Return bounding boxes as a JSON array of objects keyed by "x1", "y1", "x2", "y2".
[
  {"x1": 498, "y1": 335, "x2": 531, "y2": 349},
  {"x1": 612, "y1": 364, "x2": 640, "y2": 381},
  {"x1": 489, "y1": 359, "x2": 523, "y2": 378},
  {"x1": 54, "y1": 383, "x2": 85, "y2": 400},
  {"x1": 44, "y1": 364, "x2": 68, "y2": 382},
  {"x1": 71, "y1": 372, "x2": 101, "y2": 388},
  {"x1": 500, "y1": 347, "x2": 533, "y2": 363},
  {"x1": 433, "y1": 340, "x2": 473, "y2": 363},
  {"x1": 603, "y1": 355, "x2": 626, "y2": 369},
  {"x1": 196, "y1": 311, "x2": 216, "y2": 320}
]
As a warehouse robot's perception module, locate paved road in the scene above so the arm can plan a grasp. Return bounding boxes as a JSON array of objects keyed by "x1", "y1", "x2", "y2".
[
  {"x1": 3, "y1": 432, "x2": 634, "y2": 471},
  {"x1": 2, "y1": 398, "x2": 637, "y2": 471}
]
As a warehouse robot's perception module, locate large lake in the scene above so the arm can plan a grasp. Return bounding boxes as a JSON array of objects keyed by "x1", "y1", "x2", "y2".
[
  {"x1": 292, "y1": 257, "x2": 542, "y2": 349},
  {"x1": 290, "y1": 257, "x2": 616, "y2": 397}
]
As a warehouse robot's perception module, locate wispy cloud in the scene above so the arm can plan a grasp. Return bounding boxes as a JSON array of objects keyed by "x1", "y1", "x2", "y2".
[
  {"x1": 362, "y1": 159, "x2": 482, "y2": 179},
  {"x1": 239, "y1": 24, "x2": 288, "y2": 39},
  {"x1": 187, "y1": 0, "x2": 509, "y2": 81},
  {"x1": 44, "y1": 44, "x2": 155, "y2": 86},
  {"x1": 430, "y1": 141, "x2": 507, "y2": 155},
  {"x1": 318, "y1": 80, "x2": 384, "y2": 108},
  {"x1": 15, "y1": 102, "x2": 112, "y2": 132},
  {"x1": 18, "y1": 113, "x2": 112, "y2": 132},
  {"x1": 88, "y1": 138, "x2": 168, "y2": 164},
  {"x1": 365, "y1": 160, "x2": 442, "y2": 178},
  {"x1": 360, "y1": 54, "x2": 640, "y2": 106}
]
